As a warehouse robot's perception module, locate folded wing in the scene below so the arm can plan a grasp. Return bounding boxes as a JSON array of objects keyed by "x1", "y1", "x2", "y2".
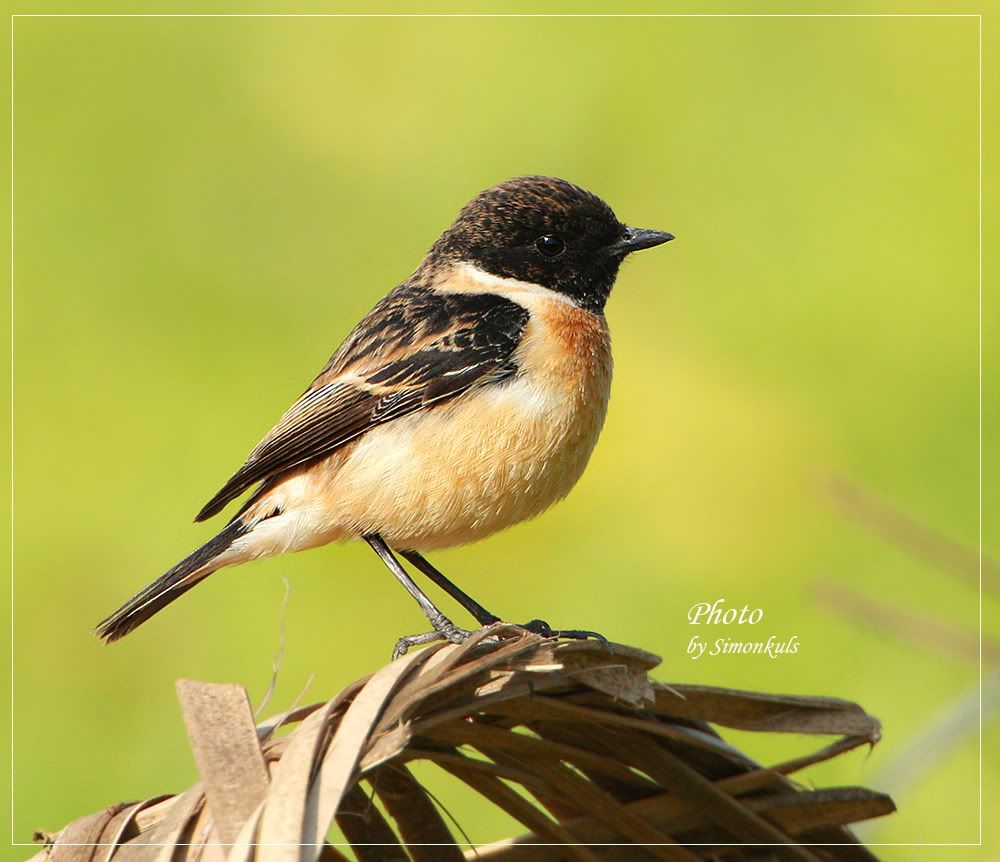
[{"x1": 195, "y1": 286, "x2": 530, "y2": 521}]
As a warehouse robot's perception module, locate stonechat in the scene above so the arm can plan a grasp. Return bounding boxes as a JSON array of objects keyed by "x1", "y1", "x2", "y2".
[{"x1": 97, "y1": 176, "x2": 673, "y2": 655}]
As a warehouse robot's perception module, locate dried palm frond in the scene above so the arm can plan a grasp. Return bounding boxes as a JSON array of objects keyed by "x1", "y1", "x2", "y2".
[{"x1": 30, "y1": 626, "x2": 894, "y2": 861}]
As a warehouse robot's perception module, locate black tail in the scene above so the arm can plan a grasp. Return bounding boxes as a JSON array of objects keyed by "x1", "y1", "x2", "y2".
[{"x1": 96, "y1": 519, "x2": 249, "y2": 643}]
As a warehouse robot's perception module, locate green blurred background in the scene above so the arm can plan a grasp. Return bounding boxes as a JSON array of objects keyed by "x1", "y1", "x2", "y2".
[{"x1": 6, "y1": 3, "x2": 997, "y2": 858}]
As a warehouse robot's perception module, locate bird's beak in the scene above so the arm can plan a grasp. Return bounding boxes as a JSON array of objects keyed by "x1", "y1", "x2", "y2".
[{"x1": 605, "y1": 227, "x2": 675, "y2": 256}]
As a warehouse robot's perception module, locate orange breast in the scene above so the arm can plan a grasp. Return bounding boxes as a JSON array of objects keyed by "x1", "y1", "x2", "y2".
[{"x1": 321, "y1": 296, "x2": 614, "y2": 549}]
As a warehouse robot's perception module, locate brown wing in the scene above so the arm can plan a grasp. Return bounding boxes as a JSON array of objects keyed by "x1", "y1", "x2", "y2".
[{"x1": 195, "y1": 286, "x2": 529, "y2": 521}]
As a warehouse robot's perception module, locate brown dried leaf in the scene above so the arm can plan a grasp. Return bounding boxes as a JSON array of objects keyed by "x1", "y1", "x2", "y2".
[
  {"x1": 653, "y1": 684, "x2": 881, "y2": 738},
  {"x1": 176, "y1": 682, "x2": 270, "y2": 846}
]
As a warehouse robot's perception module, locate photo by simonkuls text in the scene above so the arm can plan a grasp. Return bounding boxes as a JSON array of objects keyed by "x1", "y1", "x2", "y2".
[{"x1": 687, "y1": 635, "x2": 800, "y2": 661}]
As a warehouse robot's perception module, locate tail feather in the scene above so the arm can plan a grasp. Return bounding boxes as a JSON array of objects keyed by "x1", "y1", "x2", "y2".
[{"x1": 96, "y1": 519, "x2": 249, "y2": 643}]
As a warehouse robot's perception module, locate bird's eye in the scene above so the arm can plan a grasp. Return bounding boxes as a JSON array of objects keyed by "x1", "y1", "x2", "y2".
[{"x1": 535, "y1": 234, "x2": 565, "y2": 257}]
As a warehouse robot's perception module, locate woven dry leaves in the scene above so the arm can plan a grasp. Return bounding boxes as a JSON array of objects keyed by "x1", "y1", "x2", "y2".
[{"x1": 30, "y1": 626, "x2": 894, "y2": 862}]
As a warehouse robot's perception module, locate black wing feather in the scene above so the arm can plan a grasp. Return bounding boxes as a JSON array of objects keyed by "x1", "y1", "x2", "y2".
[{"x1": 195, "y1": 287, "x2": 529, "y2": 522}]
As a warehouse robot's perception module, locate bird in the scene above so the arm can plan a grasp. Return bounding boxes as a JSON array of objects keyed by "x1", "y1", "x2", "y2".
[{"x1": 96, "y1": 175, "x2": 673, "y2": 656}]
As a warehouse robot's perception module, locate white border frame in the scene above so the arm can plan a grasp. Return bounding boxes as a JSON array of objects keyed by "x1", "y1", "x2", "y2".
[{"x1": 7, "y1": 10, "x2": 985, "y2": 852}]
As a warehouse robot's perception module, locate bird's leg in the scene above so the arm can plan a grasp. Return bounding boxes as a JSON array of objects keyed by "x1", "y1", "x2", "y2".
[
  {"x1": 364, "y1": 534, "x2": 472, "y2": 658},
  {"x1": 399, "y1": 549, "x2": 501, "y2": 626},
  {"x1": 398, "y1": 549, "x2": 608, "y2": 648}
]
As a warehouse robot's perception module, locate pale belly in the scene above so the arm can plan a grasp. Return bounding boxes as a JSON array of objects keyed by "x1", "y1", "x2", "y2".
[{"x1": 314, "y1": 371, "x2": 609, "y2": 549}]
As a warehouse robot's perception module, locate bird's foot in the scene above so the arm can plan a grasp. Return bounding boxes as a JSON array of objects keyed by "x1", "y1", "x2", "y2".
[
  {"x1": 516, "y1": 618, "x2": 610, "y2": 647},
  {"x1": 391, "y1": 617, "x2": 609, "y2": 660},
  {"x1": 392, "y1": 618, "x2": 473, "y2": 660}
]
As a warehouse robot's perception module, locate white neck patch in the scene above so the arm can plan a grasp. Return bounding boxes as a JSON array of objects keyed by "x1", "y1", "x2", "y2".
[{"x1": 438, "y1": 262, "x2": 581, "y2": 310}]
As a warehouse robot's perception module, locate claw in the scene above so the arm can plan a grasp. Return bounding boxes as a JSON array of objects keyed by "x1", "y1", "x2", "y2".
[
  {"x1": 392, "y1": 630, "x2": 444, "y2": 660},
  {"x1": 518, "y1": 619, "x2": 609, "y2": 647},
  {"x1": 392, "y1": 621, "x2": 472, "y2": 660}
]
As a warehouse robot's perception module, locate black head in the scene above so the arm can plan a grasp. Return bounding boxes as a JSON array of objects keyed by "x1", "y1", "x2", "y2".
[{"x1": 429, "y1": 176, "x2": 673, "y2": 313}]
